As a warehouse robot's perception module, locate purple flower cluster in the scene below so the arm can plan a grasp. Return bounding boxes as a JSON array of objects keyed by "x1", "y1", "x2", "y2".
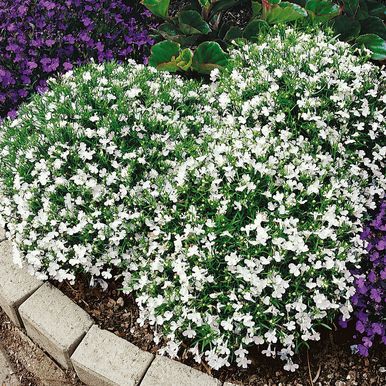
[
  {"x1": 341, "y1": 199, "x2": 386, "y2": 356},
  {"x1": 0, "y1": 0, "x2": 154, "y2": 118}
]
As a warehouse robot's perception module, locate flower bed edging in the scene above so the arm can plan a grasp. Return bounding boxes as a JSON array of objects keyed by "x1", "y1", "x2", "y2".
[
  {"x1": 0, "y1": 230, "x2": 226, "y2": 386},
  {"x1": 0, "y1": 240, "x2": 42, "y2": 328},
  {"x1": 18, "y1": 283, "x2": 94, "y2": 369}
]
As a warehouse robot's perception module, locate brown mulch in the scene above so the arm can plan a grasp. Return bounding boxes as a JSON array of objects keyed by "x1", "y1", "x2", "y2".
[{"x1": 55, "y1": 275, "x2": 386, "y2": 386}]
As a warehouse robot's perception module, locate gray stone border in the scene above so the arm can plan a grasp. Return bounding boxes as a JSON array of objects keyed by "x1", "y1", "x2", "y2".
[{"x1": 0, "y1": 229, "x2": 237, "y2": 386}]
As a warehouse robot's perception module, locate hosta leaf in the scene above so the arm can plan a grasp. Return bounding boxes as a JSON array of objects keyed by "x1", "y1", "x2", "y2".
[
  {"x1": 149, "y1": 40, "x2": 180, "y2": 72},
  {"x1": 333, "y1": 15, "x2": 361, "y2": 41},
  {"x1": 305, "y1": 0, "x2": 341, "y2": 23},
  {"x1": 265, "y1": 2, "x2": 308, "y2": 24},
  {"x1": 360, "y1": 16, "x2": 386, "y2": 40},
  {"x1": 178, "y1": 10, "x2": 211, "y2": 35},
  {"x1": 343, "y1": 0, "x2": 359, "y2": 16},
  {"x1": 192, "y1": 41, "x2": 229, "y2": 74},
  {"x1": 356, "y1": 33, "x2": 386, "y2": 60},
  {"x1": 243, "y1": 20, "x2": 270, "y2": 41},
  {"x1": 141, "y1": 0, "x2": 170, "y2": 19},
  {"x1": 176, "y1": 48, "x2": 193, "y2": 71}
]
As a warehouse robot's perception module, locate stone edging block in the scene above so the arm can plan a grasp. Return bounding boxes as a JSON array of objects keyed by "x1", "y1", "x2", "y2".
[
  {"x1": 71, "y1": 325, "x2": 154, "y2": 386},
  {"x1": 18, "y1": 282, "x2": 93, "y2": 369},
  {"x1": 0, "y1": 229, "x2": 225, "y2": 385},
  {"x1": 0, "y1": 240, "x2": 42, "y2": 328},
  {"x1": 140, "y1": 355, "x2": 222, "y2": 386}
]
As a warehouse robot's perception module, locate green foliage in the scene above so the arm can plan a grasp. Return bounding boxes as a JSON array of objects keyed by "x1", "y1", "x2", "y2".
[
  {"x1": 305, "y1": 0, "x2": 340, "y2": 23},
  {"x1": 142, "y1": 0, "x2": 339, "y2": 74},
  {"x1": 191, "y1": 41, "x2": 229, "y2": 72},
  {"x1": 263, "y1": 1, "x2": 308, "y2": 24},
  {"x1": 142, "y1": 0, "x2": 385, "y2": 72},
  {"x1": 332, "y1": 0, "x2": 386, "y2": 60},
  {"x1": 141, "y1": 0, "x2": 170, "y2": 18},
  {"x1": 356, "y1": 33, "x2": 386, "y2": 59}
]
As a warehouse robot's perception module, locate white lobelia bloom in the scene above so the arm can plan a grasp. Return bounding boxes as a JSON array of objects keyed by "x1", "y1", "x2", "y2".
[{"x1": 0, "y1": 27, "x2": 384, "y2": 372}]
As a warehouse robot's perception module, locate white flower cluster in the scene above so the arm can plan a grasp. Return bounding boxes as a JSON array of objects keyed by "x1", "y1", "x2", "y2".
[{"x1": 0, "y1": 27, "x2": 384, "y2": 371}]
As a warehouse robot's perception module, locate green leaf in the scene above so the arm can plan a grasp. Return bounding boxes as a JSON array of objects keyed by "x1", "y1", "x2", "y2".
[
  {"x1": 333, "y1": 15, "x2": 361, "y2": 41},
  {"x1": 305, "y1": 0, "x2": 341, "y2": 23},
  {"x1": 198, "y1": 0, "x2": 211, "y2": 7},
  {"x1": 149, "y1": 40, "x2": 181, "y2": 72},
  {"x1": 356, "y1": 33, "x2": 386, "y2": 60},
  {"x1": 367, "y1": 0, "x2": 386, "y2": 19},
  {"x1": 343, "y1": 0, "x2": 359, "y2": 16},
  {"x1": 178, "y1": 10, "x2": 212, "y2": 35},
  {"x1": 157, "y1": 23, "x2": 200, "y2": 45},
  {"x1": 264, "y1": 2, "x2": 308, "y2": 24},
  {"x1": 224, "y1": 26, "x2": 243, "y2": 41},
  {"x1": 360, "y1": 16, "x2": 386, "y2": 39},
  {"x1": 243, "y1": 20, "x2": 270, "y2": 41},
  {"x1": 141, "y1": 0, "x2": 170, "y2": 19},
  {"x1": 357, "y1": 0, "x2": 369, "y2": 20},
  {"x1": 192, "y1": 41, "x2": 229, "y2": 74},
  {"x1": 251, "y1": 1, "x2": 262, "y2": 18},
  {"x1": 176, "y1": 48, "x2": 193, "y2": 71},
  {"x1": 158, "y1": 22, "x2": 181, "y2": 38},
  {"x1": 209, "y1": 0, "x2": 240, "y2": 19}
]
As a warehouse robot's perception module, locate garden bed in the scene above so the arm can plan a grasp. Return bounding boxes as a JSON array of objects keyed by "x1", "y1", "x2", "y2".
[
  {"x1": 0, "y1": 1, "x2": 385, "y2": 384},
  {"x1": 55, "y1": 276, "x2": 386, "y2": 385}
]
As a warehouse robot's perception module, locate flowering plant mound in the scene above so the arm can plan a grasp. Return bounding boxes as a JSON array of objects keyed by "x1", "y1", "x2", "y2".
[
  {"x1": 0, "y1": 28, "x2": 385, "y2": 371},
  {"x1": 0, "y1": 0, "x2": 153, "y2": 118},
  {"x1": 341, "y1": 200, "x2": 386, "y2": 356}
]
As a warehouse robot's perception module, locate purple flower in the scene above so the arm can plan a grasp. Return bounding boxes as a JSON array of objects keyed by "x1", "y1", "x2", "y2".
[
  {"x1": 342, "y1": 199, "x2": 386, "y2": 356},
  {"x1": 0, "y1": 0, "x2": 155, "y2": 117},
  {"x1": 356, "y1": 320, "x2": 365, "y2": 334}
]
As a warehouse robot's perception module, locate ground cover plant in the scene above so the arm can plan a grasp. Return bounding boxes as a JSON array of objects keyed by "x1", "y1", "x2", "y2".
[
  {"x1": 340, "y1": 200, "x2": 386, "y2": 356},
  {"x1": 144, "y1": 0, "x2": 341, "y2": 73},
  {"x1": 0, "y1": 27, "x2": 385, "y2": 371},
  {"x1": 143, "y1": 0, "x2": 385, "y2": 74},
  {"x1": 332, "y1": 0, "x2": 386, "y2": 60},
  {"x1": 0, "y1": 0, "x2": 153, "y2": 119}
]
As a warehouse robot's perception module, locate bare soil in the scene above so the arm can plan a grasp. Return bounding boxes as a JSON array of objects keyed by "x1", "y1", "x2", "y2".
[
  {"x1": 55, "y1": 275, "x2": 386, "y2": 386},
  {"x1": 0, "y1": 310, "x2": 83, "y2": 386}
]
